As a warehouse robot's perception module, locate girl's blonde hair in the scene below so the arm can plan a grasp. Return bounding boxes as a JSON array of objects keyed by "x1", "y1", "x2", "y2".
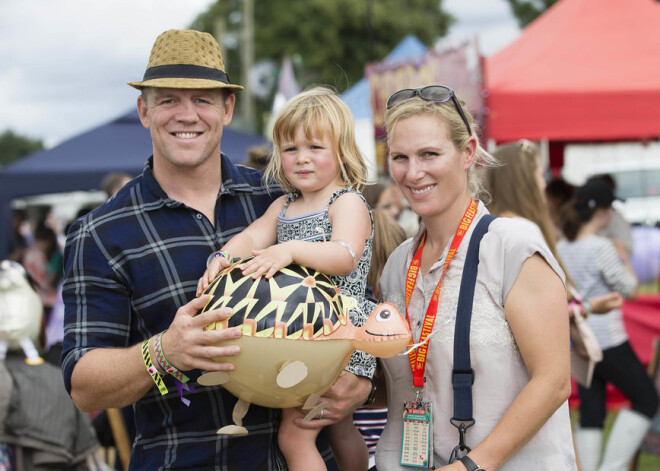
[
  {"x1": 265, "y1": 86, "x2": 367, "y2": 193},
  {"x1": 384, "y1": 92, "x2": 497, "y2": 202}
]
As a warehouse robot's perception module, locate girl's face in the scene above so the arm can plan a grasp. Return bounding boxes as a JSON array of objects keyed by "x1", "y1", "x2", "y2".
[
  {"x1": 279, "y1": 124, "x2": 343, "y2": 196},
  {"x1": 388, "y1": 114, "x2": 475, "y2": 220}
]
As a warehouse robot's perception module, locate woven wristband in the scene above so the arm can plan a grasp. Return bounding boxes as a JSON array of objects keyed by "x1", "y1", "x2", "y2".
[
  {"x1": 153, "y1": 332, "x2": 190, "y2": 383},
  {"x1": 142, "y1": 338, "x2": 168, "y2": 395},
  {"x1": 153, "y1": 332, "x2": 196, "y2": 406}
]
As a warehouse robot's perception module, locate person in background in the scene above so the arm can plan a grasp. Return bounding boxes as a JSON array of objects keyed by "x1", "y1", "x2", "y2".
[
  {"x1": 100, "y1": 172, "x2": 133, "y2": 199},
  {"x1": 587, "y1": 174, "x2": 633, "y2": 258},
  {"x1": 62, "y1": 29, "x2": 344, "y2": 470},
  {"x1": 558, "y1": 179, "x2": 658, "y2": 471},
  {"x1": 8, "y1": 209, "x2": 29, "y2": 263},
  {"x1": 545, "y1": 177, "x2": 576, "y2": 239},
  {"x1": 241, "y1": 144, "x2": 271, "y2": 172},
  {"x1": 484, "y1": 142, "x2": 624, "y2": 317},
  {"x1": 376, "y1": 85, "x2": 576, "y2": 470},
  {"x1": 23, "y1": 223, "x2": 62, "y2": 313},
  {"x1": 362, "y1": 181, "x2": 402, "y2": 223}
]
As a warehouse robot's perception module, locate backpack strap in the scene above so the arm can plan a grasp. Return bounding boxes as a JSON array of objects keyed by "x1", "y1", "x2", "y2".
[{"x1": 449, "y1": 213, "x2": 497, "y2": 462}]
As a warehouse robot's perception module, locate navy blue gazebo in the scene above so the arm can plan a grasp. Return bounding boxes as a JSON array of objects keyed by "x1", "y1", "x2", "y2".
[{"x1": 0, "y1": 109, "x2": 269, "y2": 259}]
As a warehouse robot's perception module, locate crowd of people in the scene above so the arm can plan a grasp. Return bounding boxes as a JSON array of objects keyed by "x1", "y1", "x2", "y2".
[{"x1": 1, "y1": 27, "x2": 658, "y2": 471}]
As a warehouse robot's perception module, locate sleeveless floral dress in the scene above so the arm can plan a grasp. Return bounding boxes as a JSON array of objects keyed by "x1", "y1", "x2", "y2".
[{"x1": 277, "y1": 187, "x2": 376, "y2": 377}]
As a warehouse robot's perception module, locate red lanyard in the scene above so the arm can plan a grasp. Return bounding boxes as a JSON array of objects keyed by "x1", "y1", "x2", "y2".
[{"x1": 404, "y1": 199, "x2": 478, "y2": 387}]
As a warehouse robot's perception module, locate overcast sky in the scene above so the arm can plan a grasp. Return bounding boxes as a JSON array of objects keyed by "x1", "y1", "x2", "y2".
[{"x1": 0, "y1": 0, "x2": 519, "y2": 148}]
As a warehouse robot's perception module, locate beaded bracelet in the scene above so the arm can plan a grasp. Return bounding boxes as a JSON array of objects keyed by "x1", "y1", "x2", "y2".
[
  {"x1": 142, "y1": 337, "x2": 168, "y2": 395},
  {"x1": 206, "y1": 250, "x2": 231, "y2": 267}
]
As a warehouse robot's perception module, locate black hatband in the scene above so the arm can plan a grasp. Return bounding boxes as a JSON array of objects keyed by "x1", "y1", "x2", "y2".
[{"x1": 143, "y1": 64, "x2": 231, "y2": 84}]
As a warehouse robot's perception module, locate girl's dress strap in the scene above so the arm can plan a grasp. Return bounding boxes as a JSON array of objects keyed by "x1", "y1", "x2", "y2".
[
  {"x1": 282, "y1": 192, "x2": 296, "y2": 213},
  {"x1": 326, "y1": 186, "x2": 356, "y2": 208}
]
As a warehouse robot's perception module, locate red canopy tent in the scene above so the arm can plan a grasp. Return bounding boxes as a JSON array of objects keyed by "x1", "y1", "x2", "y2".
[{"x1": 485, "y1": 0, "x2": 660, "y2": 143}]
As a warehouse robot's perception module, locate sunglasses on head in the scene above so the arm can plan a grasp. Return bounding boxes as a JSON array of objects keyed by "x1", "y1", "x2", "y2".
[
  {"x1": 517, "y1": 139, "x2": 536, "y2": 157},
  {"x1": 385, "y1": 85, "x2": 472, "y2": 136}
]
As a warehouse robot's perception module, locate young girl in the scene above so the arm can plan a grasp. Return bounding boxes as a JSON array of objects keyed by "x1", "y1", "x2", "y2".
[{"x1": 198, "y1": 87, "x2": 373, "y2": 471}]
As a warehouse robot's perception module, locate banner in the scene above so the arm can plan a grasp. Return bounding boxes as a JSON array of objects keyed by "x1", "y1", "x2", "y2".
[{"x1": 366, "y1": 38, "x2": 485, "y2": 175}]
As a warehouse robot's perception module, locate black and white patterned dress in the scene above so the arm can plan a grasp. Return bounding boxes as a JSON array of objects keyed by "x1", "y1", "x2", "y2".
[{"x1": 277, "y1": 187, "x2": 376, "y2": 377}]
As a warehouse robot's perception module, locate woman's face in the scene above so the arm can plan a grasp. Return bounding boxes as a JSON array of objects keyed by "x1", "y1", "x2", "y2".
[
  {"x1": 388, "y1": 114, "x2": 475, "y2": 220},
  {"x1": 376, "y1": 186, "x2": 401, "y2": 220}
]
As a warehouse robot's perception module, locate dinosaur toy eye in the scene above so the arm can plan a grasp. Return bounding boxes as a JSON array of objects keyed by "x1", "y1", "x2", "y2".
[{"x1": 376, "y1": 309, "x2": 391, "y2": 322}]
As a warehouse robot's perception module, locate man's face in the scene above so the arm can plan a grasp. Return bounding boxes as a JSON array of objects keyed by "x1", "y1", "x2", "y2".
[{"x1": 137, "y1": 88, "x2": 235, "y2": 172}]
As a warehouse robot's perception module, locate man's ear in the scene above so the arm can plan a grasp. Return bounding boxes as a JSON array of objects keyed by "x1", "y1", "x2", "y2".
[
  {"x1": 137, "y1": 95, "x2": 150, "y2": 129},
  {"x1": 222, "y1": 93, "x2": 236, "y2": 126}
]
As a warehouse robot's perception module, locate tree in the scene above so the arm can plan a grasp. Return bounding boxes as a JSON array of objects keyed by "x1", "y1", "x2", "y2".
[
  {"x1": 191, "y1": 0, "x2": 454, "y2": 93},
  {"x1": 0, "y1": 130, "x2": 44, "y2": 167},
  {"x1": 505, "y1": 0, "x2": 559, "y2": 28}
]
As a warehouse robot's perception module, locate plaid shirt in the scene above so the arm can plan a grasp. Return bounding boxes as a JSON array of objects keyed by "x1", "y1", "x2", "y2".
[{"x1": 62, "y1": 156, "x2": 337, "y2": 470}]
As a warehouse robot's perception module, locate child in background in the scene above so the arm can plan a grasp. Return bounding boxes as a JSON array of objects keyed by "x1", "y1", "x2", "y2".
[{"x1": 198, "y1": 87, "x2": 373, "y2": 471}]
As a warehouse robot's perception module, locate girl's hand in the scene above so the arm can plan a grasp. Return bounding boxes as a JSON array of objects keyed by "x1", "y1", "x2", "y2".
[
  {"x1": 196, "y1": 255, "x2": 232, "y2": 297},
  {"x1": 588, "y1": 292, "x2": 624, "y2": 314},
  {"x1": 241, "y1": 244, "x2": 294, "y2": 279}
]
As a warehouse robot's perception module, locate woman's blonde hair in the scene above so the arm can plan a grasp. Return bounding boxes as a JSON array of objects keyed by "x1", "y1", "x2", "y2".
[
  {"x1": 384, "y1": 91, "x2": 497, "y2": 201},
  {"x1": 265, "y1": 86, "x2": 367, "y2": 193}
]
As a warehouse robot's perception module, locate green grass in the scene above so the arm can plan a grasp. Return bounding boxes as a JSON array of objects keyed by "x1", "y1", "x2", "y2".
[
  {"x1": 571, "y1": 409, "x2": 660, "y2": 471},
  {"x1": 638, "y1": 280, "x2": 659, "y2": 294}
]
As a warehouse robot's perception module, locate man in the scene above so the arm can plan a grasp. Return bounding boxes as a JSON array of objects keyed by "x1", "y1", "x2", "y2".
[{"x1": 62, "y1": 30, "x2": 372, "y2": 470}]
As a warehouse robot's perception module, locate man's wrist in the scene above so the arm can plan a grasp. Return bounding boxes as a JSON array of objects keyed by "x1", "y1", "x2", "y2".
[{"x1": 363, "y1": 374, "x2": 379, "y2": 406}]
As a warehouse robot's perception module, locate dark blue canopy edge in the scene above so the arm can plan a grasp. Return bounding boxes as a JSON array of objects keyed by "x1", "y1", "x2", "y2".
[{"x1": 0, "y1": 109, "x2": 268, "y2": 259}]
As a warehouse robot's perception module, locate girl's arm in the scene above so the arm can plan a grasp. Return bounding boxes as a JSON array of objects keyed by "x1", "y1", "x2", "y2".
[
  {"x1": 196, "y1": 196, "x2": 284, "y2": 295},
  {"x1": 441, "y1": 254, "x2": 572, "y2": 471},
  {"x1": 241, "y1": 192, "x2": 371, "y2": 278}
]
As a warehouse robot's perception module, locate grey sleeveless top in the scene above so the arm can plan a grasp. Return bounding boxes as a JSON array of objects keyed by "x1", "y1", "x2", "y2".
[{"x1": 277, "y1": 187, "x2": 376, "y2": 377}]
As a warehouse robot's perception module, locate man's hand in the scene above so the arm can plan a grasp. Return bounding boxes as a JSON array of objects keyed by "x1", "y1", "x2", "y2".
[
  {"x1": 160, "y1": 295, "x2": 241, "y2": 373},
  {"x1": 293, "y1": 371, "x2": 371, "y2": 429}
]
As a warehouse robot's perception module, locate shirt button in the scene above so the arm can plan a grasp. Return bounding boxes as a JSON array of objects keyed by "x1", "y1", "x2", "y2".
[{"x1": 196, "y1": 213, "x2": 203, "y2": 219}]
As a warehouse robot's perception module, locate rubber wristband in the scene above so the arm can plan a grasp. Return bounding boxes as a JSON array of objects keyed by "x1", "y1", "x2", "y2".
[{"x1": 142, "y1": 338, "x2": 168, "y2": 395}]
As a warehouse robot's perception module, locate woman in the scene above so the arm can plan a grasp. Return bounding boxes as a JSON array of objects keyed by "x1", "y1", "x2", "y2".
[
  {"x1": 558, "y1": 179, "x2": 658, "y2": 471},
  {"x1": 376, "y1": 85, "x2": 576, "y2": 470}
]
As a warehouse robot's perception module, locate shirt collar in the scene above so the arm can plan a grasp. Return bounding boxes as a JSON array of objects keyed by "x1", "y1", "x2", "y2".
[{"x1": 140, "y1": 154, "x2": 259, "y2": 210}]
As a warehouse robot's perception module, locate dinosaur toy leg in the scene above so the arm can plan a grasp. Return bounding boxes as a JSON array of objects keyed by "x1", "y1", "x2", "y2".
[{"x1": 217, "y1": 398, "x2": 250, "y2": 436}]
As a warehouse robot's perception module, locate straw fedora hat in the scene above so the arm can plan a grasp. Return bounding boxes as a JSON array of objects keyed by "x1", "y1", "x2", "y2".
[{"x1": 128, "y1": 29, "x2": 243, "y2": 91}]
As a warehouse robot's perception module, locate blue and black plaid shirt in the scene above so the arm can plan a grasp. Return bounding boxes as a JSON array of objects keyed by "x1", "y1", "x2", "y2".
[{"x1": 62, "y1": 155, "x2": 337, "y2": 470}]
